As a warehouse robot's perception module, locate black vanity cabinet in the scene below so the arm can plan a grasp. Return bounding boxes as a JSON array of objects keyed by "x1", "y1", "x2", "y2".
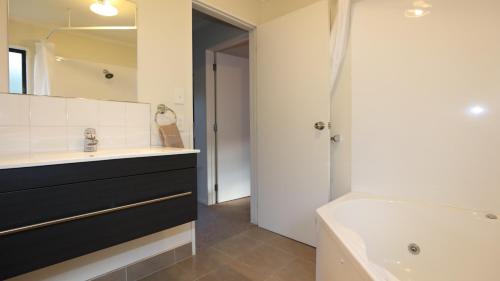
[{"x1": 0, "y1": 153, "x2": 197, "y2": 280}]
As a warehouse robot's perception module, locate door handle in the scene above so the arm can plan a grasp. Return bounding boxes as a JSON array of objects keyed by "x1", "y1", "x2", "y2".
[{"x1": 314, "y1": 121, "x2": 326, "y2": 131}]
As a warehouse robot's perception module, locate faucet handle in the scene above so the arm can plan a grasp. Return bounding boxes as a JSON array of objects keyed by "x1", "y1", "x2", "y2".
[{"x1": 84, "y1": 128, "x2": 97, "y2": 138}]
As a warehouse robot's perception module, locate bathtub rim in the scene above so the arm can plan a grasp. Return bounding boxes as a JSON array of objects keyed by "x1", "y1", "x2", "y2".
[
  {"x1": 316, "y1": 212, "x2": 376, "y2": 281},
  {"x1": 316, "y1": 193, "x2": 386, "y2": 281},
  {"x1": 316, "y1": 192, "x2": 500, "y2": 281}
]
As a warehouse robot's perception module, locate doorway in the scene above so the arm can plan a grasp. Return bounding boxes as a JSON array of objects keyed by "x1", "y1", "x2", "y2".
[
  {"x1": 193, "y1": 0, "x2": 330, "y2": 247},
  {"x1": 192, "y1": 10, "x2": 251, "y2": 206},
  {"x1": 207, "y1": 40, "x2": 250, "y2": 204}
]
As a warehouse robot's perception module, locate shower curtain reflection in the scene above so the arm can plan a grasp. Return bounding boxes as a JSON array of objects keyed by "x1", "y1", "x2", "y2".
[{"x1": 33, "y1": 40, "x2": 55, "y2": 96}]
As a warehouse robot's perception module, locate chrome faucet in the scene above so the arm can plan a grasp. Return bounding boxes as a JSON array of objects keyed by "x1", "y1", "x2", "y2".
[{"x1": 84, "y1": 128, "x2": 99, "y2": 152}]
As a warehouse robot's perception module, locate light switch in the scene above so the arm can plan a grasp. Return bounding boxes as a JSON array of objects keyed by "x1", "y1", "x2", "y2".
[{"x1": 174, "y1": 88, "x2": 185, "y2": 105}]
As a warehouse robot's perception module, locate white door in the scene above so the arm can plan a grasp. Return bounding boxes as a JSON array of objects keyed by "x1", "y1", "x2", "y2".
[
  {"x1": 256, "y1": 0, "x2": 331, "y2": 246},
  {"x1": 215, "y1": 52, "x2": 251, "y2": 203}
]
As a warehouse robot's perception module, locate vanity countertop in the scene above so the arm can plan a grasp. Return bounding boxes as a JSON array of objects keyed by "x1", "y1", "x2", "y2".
[{"x1": 0, "y1": 147, "x2": 200, "y2": 170}]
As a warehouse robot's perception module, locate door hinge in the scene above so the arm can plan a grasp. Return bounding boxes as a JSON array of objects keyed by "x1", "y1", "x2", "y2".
[
  {"x1": 213, "y1": 63, "x2": 217, "y2": 71},
  {"x1": 213, "y1": 123, "x2": 218, "y2": 132},
  {"x1": 214, "y1": 184, "x2": 219, "y2": 192}
]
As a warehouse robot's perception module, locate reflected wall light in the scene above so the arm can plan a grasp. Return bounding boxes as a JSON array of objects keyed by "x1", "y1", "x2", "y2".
[
  {"x1": 90, "y1": 0, "x2": 118, "y2": 17},
  {"x1": 469, "y1": 105, "x2": 486, "y2": 116},
  {"x1": 405, "y1": 0, "x2": 431, "y2": 18}
]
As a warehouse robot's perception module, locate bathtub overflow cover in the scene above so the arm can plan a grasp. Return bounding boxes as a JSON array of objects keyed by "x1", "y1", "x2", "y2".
[
  {"x1": 408, "y1": 243, "x2": 421, "y2": 255},
  {"x1": 486, "y1": 214, "x2": 498, "y2": 220}
]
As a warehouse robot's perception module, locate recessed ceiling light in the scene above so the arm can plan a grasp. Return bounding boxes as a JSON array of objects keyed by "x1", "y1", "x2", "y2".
[{"x1": 90, "y1": 0, "x2": 118, "y2": 17}]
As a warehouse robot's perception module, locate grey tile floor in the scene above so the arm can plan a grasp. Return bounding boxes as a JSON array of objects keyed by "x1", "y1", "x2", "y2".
[{"x1": 140, "y1": 197, "x2": 316, "y2": 281}]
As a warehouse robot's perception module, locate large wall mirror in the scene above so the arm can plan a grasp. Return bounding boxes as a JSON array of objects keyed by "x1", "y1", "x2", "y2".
[{"x1": 7, "y1": 0, "x2": 137, "y2": 102}]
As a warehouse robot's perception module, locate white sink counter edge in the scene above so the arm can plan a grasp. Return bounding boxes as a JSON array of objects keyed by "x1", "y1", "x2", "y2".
[{"x1": 0, "y1": 147, "x2": 200, "y2": 170}]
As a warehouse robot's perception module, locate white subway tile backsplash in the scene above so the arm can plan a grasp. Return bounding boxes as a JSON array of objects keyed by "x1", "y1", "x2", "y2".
[
  {"x1": 126, "y1": 103, "x2": 150, "y2": 128},
  {"x1": 150, "y1": 125, "x2": 163, "y2": 147},
  {"x1": 99, "y1": 101, "x2": 126, "y2": 127},
  {"x1": 0, "y1": 95, "x2": 151, "y2": 154},
  {"x1": 0, "y1": 126, "x2": 30, "y2": 155},
  {"x1": 67, "y1": 99, "x2": 99, "y2": 127},
  {"x1": 0, "y1": 94, "x2": 30, "y2": 126},
  {"x1": 67, "y1": 126, "x2": 87, "y2": 152},
  {"x1": 99, "y1": 126, "x2": 127, "y2": 149},
  {"x1": 30, "y1": 96, "x2": 67, "y2": 126},
  {"x1": 30, "y1": 126, "x2": 68, "y2": 153},
  {"x1": 126, "y1": 127, "x2": 151, "y2": 148}
]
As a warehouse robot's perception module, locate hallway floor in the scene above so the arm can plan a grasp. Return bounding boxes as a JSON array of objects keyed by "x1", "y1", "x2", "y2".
[{"x1": 140, "y1": 198, "x2": 316, "y2": 281}]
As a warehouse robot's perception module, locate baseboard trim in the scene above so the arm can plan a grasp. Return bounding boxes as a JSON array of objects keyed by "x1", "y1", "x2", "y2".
[{"x1": 90, "y1": 242, "x2": 193, "y2": 281}]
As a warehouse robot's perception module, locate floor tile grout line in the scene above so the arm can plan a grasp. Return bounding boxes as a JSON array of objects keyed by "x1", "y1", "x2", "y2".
[
  {"x1": 261, "y1": 236, "x2": 316, "y2": 262},
  {"x1": 199, "y1": 230, "x2": 285, "y2": 280},
  {"x1": 139, "y1": 198, "x2": 316, "y2": 281},
  {"x1": 181, "y1": 246, "x2": 239, "y2": 281},
  {"x1": 262, "y1": 256, "x2": 300, "y2": 281},
  {"x1": 215, "y1": 227, "x2": 315, "y2": 263}
]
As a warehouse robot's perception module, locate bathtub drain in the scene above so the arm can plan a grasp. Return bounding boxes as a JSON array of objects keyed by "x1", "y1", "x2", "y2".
[{"x1": 408, "y1": 243, "x2": 421, "y2": 255}]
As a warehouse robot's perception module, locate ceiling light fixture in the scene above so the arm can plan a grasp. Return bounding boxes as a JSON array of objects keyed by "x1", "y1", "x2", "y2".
[
  {"x1": 404, "y1": 8, "x2": 429, "y2": 18},
  {"x1": 90, "y1": 0, "x2": 118, "y2": 17},
  {"x1": 413, "y1": 0, "x2": 432, "y2": 9},
  {"x1": 405, "y1": 0, "x2": 431, "y2": 18}
]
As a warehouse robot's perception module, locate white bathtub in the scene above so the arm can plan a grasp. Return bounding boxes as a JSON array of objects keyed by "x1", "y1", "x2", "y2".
[{"x1": 315, "y1": 193, "x2": 500, "y2": 281}]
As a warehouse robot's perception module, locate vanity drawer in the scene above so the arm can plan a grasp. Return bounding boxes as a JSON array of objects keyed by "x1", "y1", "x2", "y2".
[
  {"x1": 0, "y1": 168, "x2": 196, "y2": 232},
  {"x1": 0, "y1": 193, "x2": 197, "y2": 280},
  {"x1": 0, "y1": 153, "x2": 196, "y2": 193}
]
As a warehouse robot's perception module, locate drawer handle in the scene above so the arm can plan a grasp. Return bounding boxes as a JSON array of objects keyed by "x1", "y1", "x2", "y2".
[{"x1": 0, "y1": 191, "x2": 192, "y2": 237}]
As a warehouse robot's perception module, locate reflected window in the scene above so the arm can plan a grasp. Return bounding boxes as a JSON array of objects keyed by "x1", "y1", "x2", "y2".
[{"x1": 8, "y1": 48, "x2": 27, "y2": 94}]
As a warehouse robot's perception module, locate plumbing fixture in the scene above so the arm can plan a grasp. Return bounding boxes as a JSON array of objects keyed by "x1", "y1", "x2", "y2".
[{"x1": 84, "y1": 128, "x2": 99, "y2": 152}]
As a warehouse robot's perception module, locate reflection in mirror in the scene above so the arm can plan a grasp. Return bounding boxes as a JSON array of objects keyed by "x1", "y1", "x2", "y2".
[{"x1": 8, "y1": 0, "x2": 137, "y2": 102}]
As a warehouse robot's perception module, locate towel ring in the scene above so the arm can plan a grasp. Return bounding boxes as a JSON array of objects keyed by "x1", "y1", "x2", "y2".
[{"x1": 154, "y1": 104, "x2": 177, "y2": 126}]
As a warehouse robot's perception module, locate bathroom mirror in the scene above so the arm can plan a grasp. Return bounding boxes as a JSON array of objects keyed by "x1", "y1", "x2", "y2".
[{"x1": 7, "y1": 0, "x2": 137, "y2": 102}]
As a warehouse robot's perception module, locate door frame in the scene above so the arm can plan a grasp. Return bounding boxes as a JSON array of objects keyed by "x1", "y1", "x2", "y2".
[{"x1": 193, "y1": 2, "x2": 259, "y2": 224}]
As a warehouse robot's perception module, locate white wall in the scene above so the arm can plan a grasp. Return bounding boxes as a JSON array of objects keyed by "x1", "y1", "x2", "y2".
[
  {"x1": 194, "y1": 0, "x2": 327, "y2": 25},
  {"x1": 349, "y1": 0, "x2": 500, "y2": 212},
  {"x1": 193, "y1": 0, "x2": 260, "y2": 26},
  {"x1": 137, "y1": 0, "x2": 193, "y2": 148},
  {"x1": 193, "y1": 18, "x2": 247, "y2": 205},
  {"x1": 0, "y1": 0, "x2": 8, "y2": 92},
  {"x1": 259, "y1": 0, "x2": 323, "y2": 23},
  {"x1": 330, "y1": 43, "x2": 352, "y2": 199},
  {"x1": 52, "y1": 59, "x2": 137, "y2": 102}
]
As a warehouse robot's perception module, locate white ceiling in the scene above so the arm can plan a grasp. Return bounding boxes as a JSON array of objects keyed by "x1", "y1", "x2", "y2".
[{"x1": 9, "y1": 0, "x2": 137, "y2": 45}]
